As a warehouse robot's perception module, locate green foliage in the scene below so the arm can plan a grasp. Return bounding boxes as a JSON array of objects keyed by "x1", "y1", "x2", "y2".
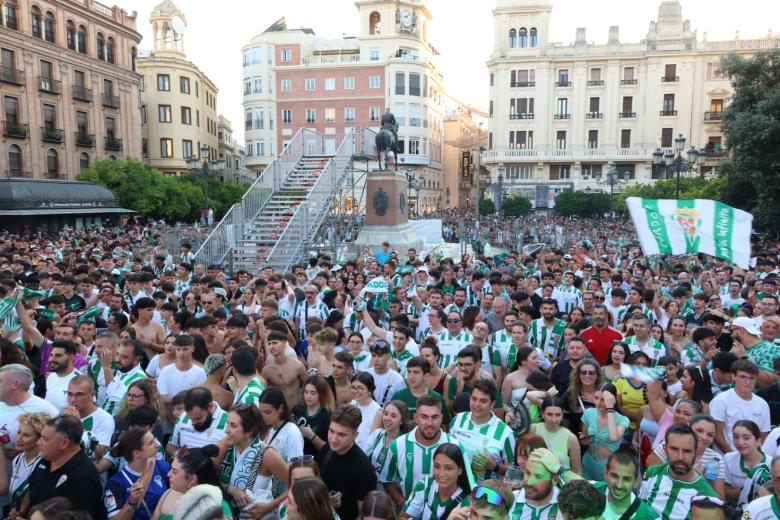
[
  {"x1": 613, "y1": 177, "x2": 726, "y2": 213},
  {"x1": 554, "y1": 190, "x2": 613, "y2": 217},
  {"x1": 478, "y1": 198, "x2": 496, "y2": 216},
  {"x1": 716, "y1": 50, "x2": 780, "y2": 231},
  {"x1": 500, "y1": 195, "x2": 533, "y2": 217},
  {"x1": 76, "y1": 159, "x2": 246, "y2": 220}
]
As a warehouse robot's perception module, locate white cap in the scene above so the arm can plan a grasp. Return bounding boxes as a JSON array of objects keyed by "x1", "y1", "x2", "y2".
[{"x1": 731, "y1": 316, "x2": 761, "y2": 336}]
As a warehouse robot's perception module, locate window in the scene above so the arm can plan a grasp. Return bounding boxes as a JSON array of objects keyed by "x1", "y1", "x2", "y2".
[
  {"x1": 2, "y1": 2, "x2": 18, "y2": 30},
  {"x1": 344, "y1": 107, "x2": 355, "y2": 122},
  {"x1": 530, "y1": 27, "x2": 537, "y2": 47},
  {"x1": 556, "y1": 131, "x2": 567, "y2": 149},
  {"x1": 710, "y1": 98, "x2": 724, "y2": 113},
  {"x1": 31, "y1": 6, "x2": 41, "y2": 38},
  {"x1": 509, "y1": 97, "x2": 534, "y2": 117},
  {"x1": 46, "y1": 149, "x2": 58, "y2": 177},
  {"x1": 489, "y1": 100, "x2": 493, "y2": 118},
  {"x1": 623, "y1": 66, "x2": 635, "y2": 81},
  {"x1": 242, "y1": 50, "x2": 250, "y2": 67},
  {"x1": 662, "y1": 93, "x2": 675, "y2": 114},
  {"x1": 395, "y1": 72, "x2": 405, "y2": 95},
  {"x1": 105, "y1": 116, "x2": 115, "y2": 138},
  {"x1": 344, "y1": 76, "x2": 355, "y2": 90},
  {"x1": 324, "y1": 108, "x2": 336, "y2": 123},
  {"x1": 245, "y1": 111, "x2": 252, "y2": 130},
  {"x1": 195, "y1": 82, "x2": 198, "y2": 97},
  {"x1": 66, "y1": 21, "x2": 76, "y2": 50},
  {"x1": 518, "y1": 27, "x2": 528, "y2": 47},
  {"x1": 42, "y1": 104, "x2": 56, "y2": 130},
  {"x1": 305, "y1": 109, "x2": 315, "y2": 123},
  {"x1": 254, "y1": 78, "x2": 262, "y2": 94},
  {"x1": 661, "y1": 128, "x2": 673, "y2": 148},
  {"x1": 158, "y1": 105, "x2": 171, "y2": 123},
  {"x1": 506, "y1": 165, "x2": 532, "y2": 180},
  {"x1": 79, "y1": 152, "x2": 90, "y2": 171},
  {"x1": 257, "y1": 141, "x2": 265, "y2": 156},
  {"x1": 251, "y1": 47, "x2": 261, "y2": 64},
  {"x1": 370, "y1": 48, "x2": 380, "y2": 61},
  {"x1": 508, "y1": 28, "x2": 516, "y2": 48},
  {"x1": 621, "y1": 129, "x2": 631, "y2": 148},
  {"x1": 42, "y1": 12, "x2": 54, "y2": 43},
  {"x1": 282, "y1": 109, "x2": 292, "y2": 124},
  {"x1": 106, "y1": 37, "x2": 114, "y2": 63},
  {"x1": 77, "y1": 25, "x2": 87, "y2": 54},
  {"x1": 369, "y1": 75, "x2": 380, "y2": 89},
  {"x1": 509, "y1": 130, "x2": 533, "y2": 149},
  {"x1": 180, "y1": 76, "x2": 190, "y2": 94},
  {"x1": 157, "y1": 74, "x2": 170, "y2": 91},
  {"x1": 589, "y1": 68, "x2": 602, "y2": 84},
  {"x1": 622, "y1": 96, "x2": 633, "y2": 115},
  {"x1": 76, "y1": 110, "x2": 88, "y2": 133},
  {"x1": 181, "y1": 106, "x2": 191, "y2": 125},
  {"x1": 664, "y1": 64, "x2": 677, "y2": 81},
  {"x1": 550, "y1": 164, "x2": 571, "y2": 180},
  {"x1": 280, "y1": 49, "x2": 292, "y2": 62},
  {"x1": 281, "y1": 79, "x2": 291, "y2": 91},
  {"x1": 588, "y1": 97, "x2": 600, "y2": 114},
  {"x1": 582, "y1": 164, "x2": 602, "y2": 179},
  {"x1": 182, "y1": 139, "x2": 193, "y2": 159},
  {"x1": 160, "y1": 138, "x2": 173, "y2": 158},
  {"x1": 511, "y1": 69, "x2": 535, "y2": 87},
  {"x1": 369, "y1": 11, "x2": 381, "y2": 35},
  {"x1": 8, "y1": 144, "x2": 21, "y2": 175},
  {"x1": 369, "y1": 106, "x2": 380, "y2": 121},
  {"x1": 269, "y1": 109, "x2": 274, "y2": 129},
  {"x1": 131, "y1": 47, "x2": 136, "y2": 71},
  {"x1": 254, "y1": 108, "x2": 264, "y2": 129},
  {"x1": 556, "y1": 98, "x2": 568, "y2": 116},
  {"x1": 244, "y1": 80, "x2": 251, "y2": 95},
  {"x1": 324, "y1": 77, "x2": 335, "y2": 91},
  {"x1": 4, "y1": 96, "x2": 18, "y2": 126},
  {"x1": 97, "y1": 32, "x2": 106, "y2": 60},
  {"x1": 409, "y1": 138, "x2": 420, "y2": 155},
  {"x1": 557, "y1": 69, "x2": 569, "y2": 85},
  {"x1": 305, "y1": 78, "x2": 315, "y2": 91},
  {"x1": 614, "y1": 163, "x2": 636, "y2": 180},
  {"x1": 40, "y1": 59, "x2": 53, "y2": 89},
  {"x1": 140, "y1": 105, "x2": 146, "y2": 124},
  {"x1": 409, "y1": 73, "x2": 421, "y2": 96},
  {"x1": 490, "y1": 73, "x2": 494, "y2": 86},
  {"x1": 588, "y1": 130, "x2": 598, "y2": 149}
]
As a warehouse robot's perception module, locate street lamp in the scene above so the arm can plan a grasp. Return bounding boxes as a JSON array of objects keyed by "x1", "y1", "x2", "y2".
[
  {"x1": 405, "y1": 169, "x2": 417, "y2": 218},
  {"x1": 495, "y1": 164, "x2": 505, "y2": 216},
  {"x1": 595, "y1": 163, "x2": 628, "y2": 196},
  {"x1": 652, "y1": 133, "x2": 705, "y2": 199},
  {"x1": 186, "y1": 144, "x2": 226, "y2": 213}
]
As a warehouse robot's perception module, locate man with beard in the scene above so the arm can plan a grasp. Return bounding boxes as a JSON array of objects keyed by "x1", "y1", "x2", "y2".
[
  {"x1": 509, "y1": 447, "x2": 582, "y2": 520},
  {"x1": 381, "y1": 395, "x2": 460, "y2": 506},
  {"x1": 640, "y1": 424, "x2": 718, "y2": 520},
  {"x1": 166, "y1": 387, "x2": 228, "y2": 457},
  {"x1": 529, "y1": 299, "x2": 569, "y2": 363},
  {"x1": 44, "y1": 341, "x2": 81, "y2": 411},
  {"x1": 100, "y1": 339, "x2": 147, "y2": 416},
  {"x1": 580, "y1": 305, "x2": 624, "y2": 366},
  {"x1": 444, "y1": 346, "x2": 504, "y2": 415},
  {"x1": 592, "y1": 448, "x2": 659, "y2": 519}
]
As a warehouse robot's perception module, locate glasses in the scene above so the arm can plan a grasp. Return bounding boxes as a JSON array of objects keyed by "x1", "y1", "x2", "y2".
[
  {"x1": 472, "y1": 486, "x2": 506, "y2": 508},
  {"x1": 350, "y1": 385, "x2": 367, "y2": 392},
  {"x1": 446, "y1": 318, "x2": 461, "y2": 324},
  {"x1": 579, "y1": 369, "x2": 597, "y2": 376},
  {"x1": 289, "y1": 455, "x2": 315, "y2": 465},
  {"x1": 594, "y1": 296, "x2": 605, "y2": 301},
  {"x1": 457, "y1": 362, "x2": 475, "y2": 369},
  {"x1": 127, "y1": 392, "x2": 145, "y2": 400}
]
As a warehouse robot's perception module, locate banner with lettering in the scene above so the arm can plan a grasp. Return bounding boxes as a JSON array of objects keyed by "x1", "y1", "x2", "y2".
[{"x1": 626, "y1": 197, "x2": 753, "y2": 268}]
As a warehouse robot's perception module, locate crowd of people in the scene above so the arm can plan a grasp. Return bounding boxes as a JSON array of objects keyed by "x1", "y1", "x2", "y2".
[{"x1": 0, "y1": 216, "x2": 778, "y2": 520}]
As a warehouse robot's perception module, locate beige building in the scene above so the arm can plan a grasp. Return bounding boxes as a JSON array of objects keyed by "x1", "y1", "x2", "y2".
[
  {"x1": 218, "y1": 115, "x2": 254, "y2": 185},
  {"x1": 138, "y1": 0, "x2": 218, "y2": 176},
  {"x1": 485, "y1": 0, "x2": 780, "y2": 210},
  {"x1": 0, "y1": 0, "x2": 142, "y2": 179},
  {"x1": 443, "y1": 101, "x2": 488, "y2": 209}
]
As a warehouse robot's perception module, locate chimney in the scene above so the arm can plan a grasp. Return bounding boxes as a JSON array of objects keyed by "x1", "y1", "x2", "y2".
[
  {"x1": 608, "y1": 26, "x2": 620, "y2": 44},
  {"x1": 576, "y1": 27, "x2": 586, "y2": 44}
]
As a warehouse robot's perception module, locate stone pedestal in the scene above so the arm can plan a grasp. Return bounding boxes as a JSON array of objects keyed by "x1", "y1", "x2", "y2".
[{"x1": 355, "y1": 170, "x2": 424, "y2": 253}]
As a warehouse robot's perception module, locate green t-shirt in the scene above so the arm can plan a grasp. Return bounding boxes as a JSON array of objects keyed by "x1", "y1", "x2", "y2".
[
  {"x1": 391, "y1": 387, "x2": 450, "y2": 425},
  {"x1": 592, "y1": 481, "x2": 660, "y2": 520},
  {"x1": 747, "y1": 340, "x2": 780, "y2": 372}
]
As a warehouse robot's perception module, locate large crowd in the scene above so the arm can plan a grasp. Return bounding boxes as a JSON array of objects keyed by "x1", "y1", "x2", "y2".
[{"x1": 0, "y1": 216, "x2": 778, "y2": 520}]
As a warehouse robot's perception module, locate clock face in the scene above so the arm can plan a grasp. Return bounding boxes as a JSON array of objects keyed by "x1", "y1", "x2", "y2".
[{"x1": 400, "y1": 9, "x2": 413, "y2": 28}]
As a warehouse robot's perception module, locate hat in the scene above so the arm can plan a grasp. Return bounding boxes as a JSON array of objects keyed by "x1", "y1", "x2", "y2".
[
  {"x1": 731, "y1": 316, "x2": 760, "y2": 336},
  {"x1": 416, "y1": 266, "x2": 429, "y2": 274},
  {"x1": 212, "y1": 287, "x2": 227, "y2": 299},
  {"x1": 563, "y1": 254, "x2": 573, "y2": 260},
  {"x1": 370, "y1": 340, "x2": 391, "y2": 354}
]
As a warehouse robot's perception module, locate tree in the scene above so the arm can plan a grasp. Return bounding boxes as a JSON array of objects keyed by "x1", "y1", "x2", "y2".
[
  {"x1": 614, "y1": 177, "x2": 725, "y2": 213},
  {"x1": 717, "y1": 50, "x2": 780, "y2": 231},
  {"x1": 501, "y1": 195, "x2": 533, "y2": 217},
  {"x1": 478, "y1": 198, "x2": 496, "y2": 216},
  {"x1": 554, "y1": 190, "x2": 613, "y2": 217}
]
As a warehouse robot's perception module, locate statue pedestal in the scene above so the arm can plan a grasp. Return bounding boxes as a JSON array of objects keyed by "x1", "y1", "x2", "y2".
[{"x1": 355, "y1": 170, "x2": 423, "y2": 254}]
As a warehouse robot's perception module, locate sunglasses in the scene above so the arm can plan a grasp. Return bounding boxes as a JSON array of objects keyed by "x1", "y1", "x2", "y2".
[
  {"x1": 446, "y1": 318, "x2": 461, "y2": 324},
  {"x1": 580, "y1": 369, "x2": 597, "y2": 376},
  {"x1": 472, "y1": 486, "x2": 505, "y2": 508},
  {"x1": 290, "y1": 455, "x2": 315, "y2": 465}
]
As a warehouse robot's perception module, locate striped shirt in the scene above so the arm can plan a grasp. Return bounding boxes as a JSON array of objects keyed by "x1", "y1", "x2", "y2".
[
  {"x1": 436, "y1": 330, "x2": 474, "y2": 368},
  {"x1": 509, "y1": 487, "x2": 560, "y2": 520},
  {"x1": 489, "y1": 330, "x2": 514, "y2": 369},
  {"x1": 171, "y1": 404, "x2": 229, "y2": 449},
  {"x1": 403, "y1": 476, "x2": 468, "y2": 520},
  {"x1": 233, "y1": 377, "x2": 266, "y2": 407},
  {"x1": 639, "y1": 464, "x2": 718, "y2": 520},
  {"x1": 294, "y1": 300, "x2": 330, "y2": 339},
  {"x1": 554, "y1": 285, "x2": 582, "y2": 315},
  {"x1": 625, "y1": 336, "x2": 665, "y2": 366},
  {"x1": 380, "y1": 427, "x2": 458, "y2": 498},
  {"x1": 528, "y1": 318, "x2": 568, "y2": 362},
  {"x1": 101, "y1": 365, "x2": 148, "y2": 416},
  {"x1": 449, "y1": 412, "x2": 515, "y2": 482}
]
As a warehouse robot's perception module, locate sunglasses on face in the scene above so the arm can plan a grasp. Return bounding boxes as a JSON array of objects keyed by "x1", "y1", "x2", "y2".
[
  {"x1": 446, "y1": 318, "x2": 461, "y2": 324},
  {"x1": 580, "y1": 369, "x2": 597, "y2": 376}
]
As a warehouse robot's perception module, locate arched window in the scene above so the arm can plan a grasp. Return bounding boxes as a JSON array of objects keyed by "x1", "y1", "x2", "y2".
[
  {"x1": 519, "y1": 27, "x2": 528, "y2": 48},
  {"x1": 530, "y1": 27, "x2": 538, "y2": 47},
  {"x1": 77, "y1": 25, "x2": 87, "y2": 54},
  {"x1": 106, "y1": 36, "x2": 115, "y2": 64},
  {"x1": 97, "y1": 32, "x2": 106, "y2": 61},
  {"x1": 43, "y1": 11, "x2": 54, "y2": 42},
  {"x1": 130, "y1": 47, "x2": 137, "y2": 71},
  {"x1": 79, "y1": 152, "x2": 90, "y2": 171},
  {"x1": 508, "y1": 28, "x2": 516, "y2": 48},
  {"x1": 30, "y1": 6, "x2": 41, "y2": 38},
  {"x1": 369, "y1": 11, "x2": 381, "y2": 35},
  {"x1": 8, "y1": 145, "x2": 22, "y2": 176},
  {"x1": 108, "y1": 155, "x2": 117, "y2": 161},
  {"x1": 46, "y1": 149, "x2": 58, "y2": 178},
  {"x1": 66, "y1": 20, "x2": 76, "y2": 50},
  {"x1": 2, "y1": 0, "x2": 18, "y2": 30}
]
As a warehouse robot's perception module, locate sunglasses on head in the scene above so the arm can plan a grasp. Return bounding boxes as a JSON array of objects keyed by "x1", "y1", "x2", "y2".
[{"x1": 472, "y1": 486, "x2": 505, "y2": 508}]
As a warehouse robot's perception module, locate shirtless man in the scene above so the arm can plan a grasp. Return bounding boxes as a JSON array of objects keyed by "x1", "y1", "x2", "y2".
[
  {"x1": 131, "y1": 297, "x2": 165, "y2": 360},
  {"x1": 198, "y1": 315, "x2": 225, "y2": 354},
  {"x1": 261, "y1": 331, "x2": 307, "y2": 409},
  {"x1": 329, "y1": 351, "x2": 354, "y2": 406},
  {"x1": 307, "y1": 327, "x2": 338, "y2": 376}
]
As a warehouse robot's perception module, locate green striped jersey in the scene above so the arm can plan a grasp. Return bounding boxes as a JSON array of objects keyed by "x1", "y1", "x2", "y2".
[
  {"x1": 392, "y1": 349, "x2": 415, "y2": 377},
  {"x1": 509, "y1": 487, "x2": 560, "y2": 520},
  {"x1": 294, "y1": 300, "x2": 330, "y2": 338},
  {"x1": 625, "y1": 336, "x2": 665, "y2": 366},
  {"x1": 171, "y1": 405, "x2": 229, "y2": 449},
  {"x1": 528, "y1": 319, "x2": 568, "y2": 362},
  {"x1": 380, "y1": 427, "x2": 459, "y2": 498},
  {"x1": 102, "y1": 365, "x2": 148, "y2": 416},
  {"x1": 436, "y1": 330, "x2": 474, "y2": 368},
  {"x1": 403, "y1": 476, "x2": 468, "y2": 520},
  {"x1": 449, "y1": 412, "x2": 515, "y2": 482},
  {"x1": 554, "y1": 285, "x2": 582, "y2": 314},
  {"x1": 233, "y1": 377, "x2": 265, "y2": 407},
  {"x1": 639, "y1": 464, "x2": 718, "y2": 520},
  {"x1": 742, "y1": 494, "x2": 780, "y2": 520},
  {"x1": 680, "y1": 344, "x2": 705, "y2": 367},
  {"x1": 489, "y1": 330, "x2": 513, "y2": 369}
]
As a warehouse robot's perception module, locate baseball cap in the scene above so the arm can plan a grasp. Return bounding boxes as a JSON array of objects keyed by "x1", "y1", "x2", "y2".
[{"x1": 731, "y1": 316, "x2": 760, "y2": 336}]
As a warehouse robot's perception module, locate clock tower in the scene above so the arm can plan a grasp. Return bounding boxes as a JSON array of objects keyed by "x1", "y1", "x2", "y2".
[{"x1": 355, "y1": 1, "x2": 432, "y2": 44}]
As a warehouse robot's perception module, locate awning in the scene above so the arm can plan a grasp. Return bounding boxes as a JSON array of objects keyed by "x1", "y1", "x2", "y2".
[
  {"x1": 0, "y1": 179, "x2": 134, "y2": 216},
  {"x1": 0, "y1": 207, "x2": 134, "y2": 216}
]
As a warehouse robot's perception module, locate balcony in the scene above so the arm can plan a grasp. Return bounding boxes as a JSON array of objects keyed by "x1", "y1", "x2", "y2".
[
  {"x1": 38, "y1": 76, "x2": 61, "y2": 94},
  {"x1": 41, "y1": 127, "x2": 64, "y2": 143},
  {"x1": 0, "y1": 66, "x2": 24, "y2": 86},
  {"x1": 704, "y1": 111, "x2": 723, "y2": 121},
  {"x1": 704, "y1": 148, "x2": 728, "y2": 158},
  {"x1": 661, "y1": 76, "x2": 679, "y2": 82},
  {"x1": 509, "y1": 113, "x2": 534, "y2": 120},
  {"x1": 553, "y1": 113, "x2": 571, "y2": 119},
  {"x1": 45, "y1": 173, "x2": 68, "y2": 180},
  {"x1": 619, "y1": 112, "x2": 637, "y2": 118},
  {"x1": 104, "y1": 136, "x2": 122, "y2": 151},
  {"x1": 4, "y1": 170, "x2": 32, "y2": 178},
  {"x1": 3, "y1": 121, "x2": 28, "y2": 139},
  {"x1": 555, "y1": 81, "x2": 571, "y2": 87},
  {"x1": 510, "y1": 81, "x2": 535, "y2": 87},
  {"x1": 483, "y1": 146, "x2": 654, "y2": 164},
  {"x1": 660, "y1": 110, "x2": 678, "y2": 116},
  {"x1": 102, "y1": 94, "x2": 120, "y2": 108},
  {"x1": 587, "y1": 80, "x2": 604, "y2": 86},
  {"x1": 586, "y1": 112, "x2": 603, "y2": 119},
  {"x1": 75, "y1": 131, "x2": 95, "y2": 147},
  {"x1": 621, "y1": 79, "x2": 638, "y2": 85},
  {"x1": 72, "y1": 86, "x2": 93, "y2": 102}
]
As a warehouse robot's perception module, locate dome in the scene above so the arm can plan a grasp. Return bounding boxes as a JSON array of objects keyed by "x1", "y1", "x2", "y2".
[{"x1": 151, "y1": 0, "x2": 182, "y2": 18}]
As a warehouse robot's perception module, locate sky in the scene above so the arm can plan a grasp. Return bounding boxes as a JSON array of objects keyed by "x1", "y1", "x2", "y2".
[{"x1": 130, "y1": 0, "x2": 780, "y2": 143}]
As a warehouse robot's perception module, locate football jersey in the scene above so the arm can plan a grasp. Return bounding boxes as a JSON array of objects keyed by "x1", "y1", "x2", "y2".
[
  {"x1": 436, "y1": 330, "x2": 474, "y2": 368},
  {"x1": 509, "y1": 487, "x2": 561, "y2": 520},
  {"x1": 528, "y1": 319, "x2": 568, "y2": 362},
  {"x1": 639, "y1": 464, "x2": 718, "y2": 520},
  {"x1": 742, "y1": 494, "x2": 780, "y2": 520}
]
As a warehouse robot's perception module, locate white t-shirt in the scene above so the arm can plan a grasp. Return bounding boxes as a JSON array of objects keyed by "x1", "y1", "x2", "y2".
[
  {"x1": 45, "y1": 369, "x2": 81, "y2": 411},
  {"x1": 156, "y1": 364, "x2": 207, "y2": 397},
  {"x1": 761, "y1": 426, "x2": 780, "y2": 458},
  {"x1": 170, "y1": 403, "x2": 228, "y2": 449},
  {"x1": 367, "y1": 367, "x2": 406, "y2": 407},
  {"x1": 82, "y1": 407, "x2": 115, "y2": 448},
  {"x1": 264, "y1": 421, "x2": 304, "y2": 463},
  {"x1": 351, "y1": 399, "x2": 382, "y2": 447},
  {"x1": 0, "y1": 395, "x2": 59, "y2": 446},
  {"x1": 709, "y1": 388, "x2": 772, "y2": 452}
]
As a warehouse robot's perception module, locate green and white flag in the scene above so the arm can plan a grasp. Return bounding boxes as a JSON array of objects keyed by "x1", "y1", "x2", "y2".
[
  {"x1": 360, "y1": 277, "x2": 388, "y2": 295},
  {"x1": 626, "y1": 197, "x2": 752, "y2": 268}
]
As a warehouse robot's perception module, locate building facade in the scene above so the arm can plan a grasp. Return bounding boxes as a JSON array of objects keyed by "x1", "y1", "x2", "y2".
[
  {"x1": 485, "y1": 0, "x2": 779, "y2": 210},
  {"x1": 0, "y1": 0, "x2": 142, "y2": 180},
  {"x1": 443, "y1": 102, "x2": 488, "y2": 210},
  {"x1": 138, "y1": 0, "x2": 218, "y2": 176},
  {"x1": 218, "y1": 115, "x2": 254, "y2": 185}
]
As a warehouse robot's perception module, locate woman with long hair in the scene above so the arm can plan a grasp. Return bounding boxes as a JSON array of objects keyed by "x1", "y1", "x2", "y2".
[
  {"x1": 579, "y1": 383, "x2": 629, "y2": 481},
  {"x1": 664, "y1": 316, "x2": 692, "y2": 359},
  {"x1": 146, "y1": 334, "x2": 178, "y2": 379},
  {"x1": 216, "y1": 404, "x2": 290, "y2": 518},
  {"x1": 181, "y1": 291, "x2": 203, "y2": 317},
  {"x1": 8, "y1": 412, "x2": 49, "y2": 515},
  {"x1": 419, "y1": 338, "x2": 445, "y2": 395},
  {"x1": 258, "y1": 387, "x2": 304, "y2": 464},
  {"x1": 680, "y1": 365, "x2": 713, "y2": 412},
  {"x1": 531, "y1": 397, "x2": 582, "y2": 474},
  {"x1": 561, "y1": 358, "x2": 602, "y2": 438},
  {"x1": 601, "y1": 341, "x2": 629, "y2": 384},
  {"x1": 724, "y1": 420, "x2": 771, "y2": 506},
  {"x1": 349, "y1": 372, "x2": 382, "y2": 446},
  {"x1": 292, "y1": 375, "x2": 336, "y2": 456},
  {"x1": 650, "y1": 323, "x2": 665, "y2": 344},
  {"x1": 151, "y1": 445, "x2": 223, "y2": 520},
  {"x1": 461, "y1": 306, "x2": 481, "y2": 333},
  {"x1": 400, "y1": 443, "x2": 471, "y2": 520},
  {"x1": 116, "y1": 378, "x2": 167, "y2": 427},
  {"x1": 285, "y1": 477, "x2": 334, "y2": 520},
  {"x1": 360, "y1": 491, "x2": 396, "y2": 520},
  {"x1": 360, "y1": 400, "x2": 409, "y2": 482},
  {"x1": 501, "y1": 346, "x2": 541, "y2": 416},
  {"x1": 234, "y1": 288, "x2": 259, "y2": 316}
]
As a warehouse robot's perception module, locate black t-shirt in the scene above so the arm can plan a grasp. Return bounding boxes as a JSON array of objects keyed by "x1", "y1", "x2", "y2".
[
  {"x1": 317, "y1": 443, "x2": 377, "y2": 520},
  {"x1": 716, "y1": 332, "x2": 734, "y2": 353},
  {"x1": 291, "y1": 404, "x2": 331, "y2": 457},
  {"x1": 551, "y1": 360, "x2": 574, "y2": 395},
  {"x1": 757, "y1": 383, "x2": 780, "y2": 428},
  {"x1": 28, "y1": 449, "x2": 107, "y2": 520}
]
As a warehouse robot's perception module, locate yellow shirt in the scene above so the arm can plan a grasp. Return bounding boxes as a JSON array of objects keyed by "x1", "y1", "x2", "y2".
[{"x1": 614, "y1": 377, "x2": 648, "y2": 429}]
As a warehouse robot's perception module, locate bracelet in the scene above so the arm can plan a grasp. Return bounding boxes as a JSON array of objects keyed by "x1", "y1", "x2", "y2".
[{"x1": 605, "y1": 408, "x2": 615, "y2": 413}]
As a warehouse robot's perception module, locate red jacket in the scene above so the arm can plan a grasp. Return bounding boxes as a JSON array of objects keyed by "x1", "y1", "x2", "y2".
[{"x1": 580, "y1": 325, "x2": 624, "y2": 365}]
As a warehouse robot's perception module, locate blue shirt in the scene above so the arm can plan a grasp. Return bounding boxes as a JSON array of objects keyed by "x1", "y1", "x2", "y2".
[
  {"x1": 374, "y1": 249, "x2": 391, "y2": 265},
  {"x1": 104, "y1": 460, "x2": 170, "y2": 520}
]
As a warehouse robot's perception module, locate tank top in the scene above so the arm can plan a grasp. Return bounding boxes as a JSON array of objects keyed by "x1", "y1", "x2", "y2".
[{"x1": 532, "y1": 423, "x2": 572, "y2": 469}]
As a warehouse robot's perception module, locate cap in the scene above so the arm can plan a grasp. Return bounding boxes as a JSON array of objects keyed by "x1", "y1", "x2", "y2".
[
  {"x1": 370, "y1": 340, "x2": 391, "y2": 354},
  {"x1": 212, "y1": 287, "x2": 227, "y2": 299},
  {"x1": 563, "y1": 254, "x2": 573, "y2": 260},
  {"x1": 730, "y1": 316, "x2": 760, "y2": 336}
]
